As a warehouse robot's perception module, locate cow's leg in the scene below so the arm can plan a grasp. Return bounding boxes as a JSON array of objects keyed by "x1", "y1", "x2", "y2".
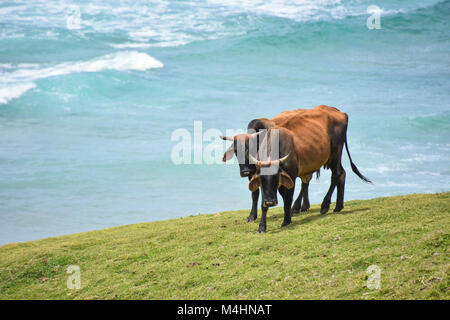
[
  {"x1": 247, "y1": 178, "x2": 259, "y2": 222},
  {"x1": 321, "y1": 122, "x2": 347, "y2": 214},
  {"x1": 334, "y1": 165, "x2": 346, "y2": 212},
  {"x1": 321, "y1": 163, "x2": 337, "y2": 215},
  {"x1": 281, "y1": 186, "x2": 294, "y2": 227},
  {"x1": 300, "y1": 174, "x2": 312, "y2": 212},
  {"x1": 321, "y1": 178, "x2": 336, "y2": 214},
  {"x1": 257, "y1": 204, "x2": 268, "y2": 233},
  {"x1": 291, "y1": 189, "x2": 303, "y2": 216},
  {"x1": 292, "y1": 174, "x2": 312, "y2": 215},
  {"x1": 331, "y1": 129, "x2": 346, "y2": 212},
  {"x1": 300, "y1": 182, "x2": 310, "y2": 212}
]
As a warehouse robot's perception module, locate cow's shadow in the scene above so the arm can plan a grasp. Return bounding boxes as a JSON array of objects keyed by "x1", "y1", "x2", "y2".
[
  {"x1": 267, "y1": 206, "x2": 370, "y2": 234},
  {"x1": 338, "y1": 207, "x2": 370, "y2": 215}
]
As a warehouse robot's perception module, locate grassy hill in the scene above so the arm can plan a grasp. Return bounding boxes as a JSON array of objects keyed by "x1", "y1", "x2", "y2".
[{"x1": 0, "y1": 193, "x2": 448, "y2": 300}]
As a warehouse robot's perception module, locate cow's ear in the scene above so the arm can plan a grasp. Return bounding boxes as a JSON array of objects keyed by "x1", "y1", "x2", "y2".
[
  {"x1": 222, "y1": 145, "x2": 234, "y2": 162},
  {"x1": 249, "y1": 174, "x2": 261, "y2": 192},
  {"x1": 279, "y1": 171, "x2": 294, "y2": 189}
]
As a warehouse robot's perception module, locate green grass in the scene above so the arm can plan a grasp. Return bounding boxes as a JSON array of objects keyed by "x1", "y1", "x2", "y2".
[{"x1": 0, "y1": 193, "x2": 449, "y2": 300}]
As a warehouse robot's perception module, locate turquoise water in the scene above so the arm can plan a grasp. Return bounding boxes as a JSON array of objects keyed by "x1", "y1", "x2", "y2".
[{"x1": 0, "y1": 0, "x2": 449, "y2": 245}]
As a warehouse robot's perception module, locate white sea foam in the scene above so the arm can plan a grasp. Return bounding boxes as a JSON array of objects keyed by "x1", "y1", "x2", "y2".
[
  {"x1": 0, "y1": 51, "x2": 163, "y2": 104},
  {"x1": 2, "y1": 51, "x2": 163, "y2": 83},
  {"x1": 377, "y1": 181, "x2": 420, "y2": 188},
  {"x1": 109, "y1": 41, "x2": 188, "y2": 49},
  {"x1": 208, "y1": 0, "x2": 349, "y2": 21},
  {"x1": 0, "y1": 0, "x2": 437, "y2": 45},
  {"x1": 0, "y1": 82, "x2": 36, "y2": 104},
  {"x1": 0, "y1": 0, "x2": 353, "y2": 44},
  {"x1": 0, "y1": 64, "x2": 13, "y2": 69}
]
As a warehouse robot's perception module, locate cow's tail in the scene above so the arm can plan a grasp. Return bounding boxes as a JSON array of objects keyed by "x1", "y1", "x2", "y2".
[{"x1": 344, "y1": 133, "x2": 372, "y2": 183}]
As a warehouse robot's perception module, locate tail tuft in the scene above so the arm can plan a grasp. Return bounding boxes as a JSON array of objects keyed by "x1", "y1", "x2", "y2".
[
  {"x1": 345, "y1": 133, "x2": 372, "y2": 184},
  {"x1": 350, "y1": 162, "x2": 372, "y2": 183}
]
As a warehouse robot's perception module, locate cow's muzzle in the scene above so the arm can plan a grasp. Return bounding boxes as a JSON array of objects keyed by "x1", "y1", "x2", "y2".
[
  {"x1": 264, "y1": 200, "x2": 278, "y2": 207},
  {"x1": 240, "y1": 170, "x2": 251, "y2": 177}
]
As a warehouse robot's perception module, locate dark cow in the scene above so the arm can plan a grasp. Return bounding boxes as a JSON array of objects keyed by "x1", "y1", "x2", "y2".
[
  {"x1": 247, "y1": 105, "x2": 371, "y2": 233},
  {"x1": 221, "y1": 109, "x2": 312, "y2": 223}
]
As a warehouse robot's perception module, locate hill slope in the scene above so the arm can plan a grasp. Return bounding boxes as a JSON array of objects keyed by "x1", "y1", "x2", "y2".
[{"x1": 0, "y1": 193, "x2": 449, "y2": 299}]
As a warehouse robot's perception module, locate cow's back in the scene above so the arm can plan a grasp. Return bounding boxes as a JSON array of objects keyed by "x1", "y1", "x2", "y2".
[
  {"x1": 271, "y1": 108, "x2": 307, "y2": 125},
  {"x1": 276, "y1": 105, "x2": 347, "y2": 176},
  {"x1": 248, "y1": 108, "x2": 308, "y2": 133}
]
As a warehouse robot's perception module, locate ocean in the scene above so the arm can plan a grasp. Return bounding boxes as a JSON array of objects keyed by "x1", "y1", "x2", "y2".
[{"x1": 0, "y1": 0, "x2": 449, "y2": 245}]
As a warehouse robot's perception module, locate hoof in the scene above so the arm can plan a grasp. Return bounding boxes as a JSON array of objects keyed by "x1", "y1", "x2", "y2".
[
  {"x1": 292, "y1": 209, "x2": 300, "y2": 215},
  {"x1": 281, "y1": 220, "x2": 291, "y2": 227},
  {"x1": 320, "y1": 206, "x2": 329, "y2": 215},
  {"x1": 333, "y1": 206, "x2": 343, "y2": 212},
  {"x1": 247, "y1": 216, "x2": 257, "y2": 222},
  {"x1": 257, "y1": 225, "x2": 266, "y2": 233}
]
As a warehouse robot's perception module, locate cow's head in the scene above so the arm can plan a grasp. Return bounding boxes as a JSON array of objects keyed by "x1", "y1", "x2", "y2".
[
  {"x1": 247, "y1": 129, "x2": 295, "y2": 207},
  {"x1": 221, "y1": 132, "x2": 261, "y2": 177}
]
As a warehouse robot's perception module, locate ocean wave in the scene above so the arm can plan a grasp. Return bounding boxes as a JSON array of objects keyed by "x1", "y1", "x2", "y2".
[
  {"x1": 209, "y1": 0, "x2": 351, "y2": 21},
  {"x1": 0, "y1": 82, "x2": 36, "y2": 104},
  {"x1": 109, "y1": 40, "x2": 188, "y2": 49},
  {"x1": 377, "y1": 181, "x2": 420, "y2": 188},
  {"x1": 1, "y1": 51, "x2": 163, "y2": 83},
  {"x1": 1, "y1": 0, "x2": 445, "y2": 46},
  {"x1": 0, "y1": 51, "x2": 163, "y2": 104}
]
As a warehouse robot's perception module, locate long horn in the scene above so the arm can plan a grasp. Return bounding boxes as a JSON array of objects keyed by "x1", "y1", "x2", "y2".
[
  {"x1": 247, "y1": 150, "x2": 259, "y2": 165},
  {"x1": 279, "y1": 151, "x2": 292, "y2": 164},
  {"x1": 220, "y1": 135, "x2": 234, "y2": 141},
  {"x1": 244, "y1": 131, "x2": 262, "y2": 160},
  {"x1": 247, "y1": 151, "x2": 276, "y2": 168},
  {"x1": 251, "y1": 151, "x2": 292, "y2": 168},
  {"x1": 249, "y1": 131, "x2": 262, "y2": 138}
]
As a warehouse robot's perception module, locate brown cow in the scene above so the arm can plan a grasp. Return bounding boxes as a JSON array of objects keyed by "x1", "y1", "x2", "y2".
[
  {"x1": 221, "y1": 109, "x2": 313, "y2": 223},
  {"x1": 247, "y1": 105, "x2": 371, "y2": 233}
]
